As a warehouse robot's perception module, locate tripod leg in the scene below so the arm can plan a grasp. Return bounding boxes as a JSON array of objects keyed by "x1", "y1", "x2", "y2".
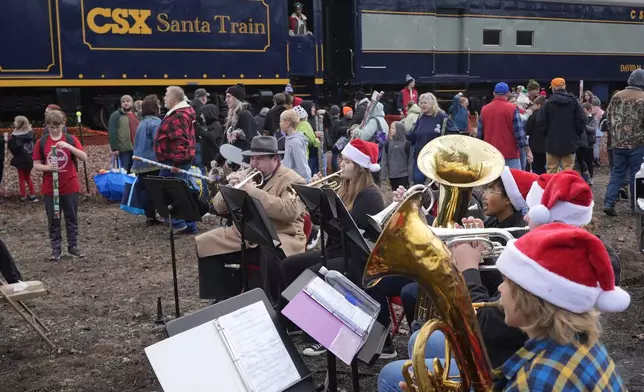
[
  {"x1": 326, "y1": 353, "x2": 337, "y2": 392},
  {"x1": 169, "y1": 212, "x2": 180, "y2": 318},
  {"x1": 351, "y1": 358, "x2": 361, "y2": 392}
]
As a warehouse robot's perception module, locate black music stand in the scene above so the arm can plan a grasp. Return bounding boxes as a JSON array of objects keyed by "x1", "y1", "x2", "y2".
[
  {"x1": 163, "y1": 288, "x2": 315, "y2": 391},
  {"x1": 143, "y1": 176, "x2": 202, "y2": 319},
  {"x1": 291, "y1": 184, "x2": 342, "y2": 391},
  {"x1": 218, "y1": 185, "x2": 282, "y2": 293}
]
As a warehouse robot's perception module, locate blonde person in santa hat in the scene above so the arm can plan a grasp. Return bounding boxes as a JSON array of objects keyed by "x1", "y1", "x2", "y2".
[
  {"x1": 379, "y1": 167, "x2": 540, "y2": 392},
  {"x1": 395, "y1": 224, "x2": 629, "y2": 391}
]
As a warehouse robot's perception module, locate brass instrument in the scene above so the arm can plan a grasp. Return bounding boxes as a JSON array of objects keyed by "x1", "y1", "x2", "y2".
[
  {"x1": 432, "y1": 226, "x2": 528, "y2": 259},
  {"x1": 308, "y1": 170, "x2": 343, "y2": 190},
  {"x1": 367, "y1": 183, "x2": 437, "y2": 232},
  {"x1": 232, "y1": 168, "x2": 264, "y2": 189},
  {"x1": 414, "y1": 135, "x2": 505, "y2": 323},
  {"x1": 362, "y1": 191, "x2": 495, "y2": 392}
]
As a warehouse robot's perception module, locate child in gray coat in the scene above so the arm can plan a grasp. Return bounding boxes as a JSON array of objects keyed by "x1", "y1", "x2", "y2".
[{"x1": 382, "y1": 121, "x2": 412, "y2": 190}]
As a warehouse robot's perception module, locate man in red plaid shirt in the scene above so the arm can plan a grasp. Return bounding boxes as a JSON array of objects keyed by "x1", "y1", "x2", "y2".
[{"x1": 154, "y1": 85, "x2": 198, "y2": 233}]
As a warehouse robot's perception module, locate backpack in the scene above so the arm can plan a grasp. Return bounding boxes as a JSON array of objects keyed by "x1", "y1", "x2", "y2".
[{"x1": 39, "y1": 134, "x2": 78, "y2": 168}]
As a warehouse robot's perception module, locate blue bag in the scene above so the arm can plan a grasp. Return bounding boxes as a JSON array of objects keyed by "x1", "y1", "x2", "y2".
[
  {"x1": 120, "y1": 175, "x2": 146, "y2": 215},
  {"x1": 94, "y1": 157, "x2": 129, "y2": 201}
]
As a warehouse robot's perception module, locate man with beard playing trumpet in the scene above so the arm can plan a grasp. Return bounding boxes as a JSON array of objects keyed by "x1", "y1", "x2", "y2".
[{"x1": 195, "y1": 136, "x2": 307, "y2": 305}]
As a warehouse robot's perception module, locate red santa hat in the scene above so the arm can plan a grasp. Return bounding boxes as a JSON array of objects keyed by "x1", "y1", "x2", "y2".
[
  {"x1": 496, "y1": 223, "x2": 630, "y2": 313},
  {"x1": 341, "y1": 139, "x2": 381, "y2": 172},
  {"x1": 499, "y1": 167, "x2": 538, "y2": 211},
  {"x1": 525, "y1": 170, "x2": 593, "y2": 226}
]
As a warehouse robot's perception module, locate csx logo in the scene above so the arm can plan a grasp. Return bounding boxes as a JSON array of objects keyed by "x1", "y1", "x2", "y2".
[{"x1": 87, "y1": 8, "x2": 152, "y2": 34}]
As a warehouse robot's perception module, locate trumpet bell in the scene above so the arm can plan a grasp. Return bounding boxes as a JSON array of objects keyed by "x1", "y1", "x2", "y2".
[{"x1": 416, "y1": 135, "x2": 505, "y2": 189}]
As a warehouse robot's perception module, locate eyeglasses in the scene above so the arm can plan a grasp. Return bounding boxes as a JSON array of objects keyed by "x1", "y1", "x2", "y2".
[
  {"x1": 483, "y1": 188, "x2": 504, "y2": 196},
  {"x1": 49, "y1": 123, "x2": 64, "y2": 129}
]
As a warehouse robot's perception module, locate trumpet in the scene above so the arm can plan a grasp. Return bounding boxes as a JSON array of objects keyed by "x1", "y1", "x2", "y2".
[
  {"x1": 231, "y1": 168, "x2": 264, "y2": 189},
  {"x1": 368, "y1": 183, "x2": 436, "y2": 232},
  {"x1": 432, "y1": 226, "x2": 528, "y2": 259},
  {"x1": 308, "y1": 170, "x2": 343, "y2": 190}
]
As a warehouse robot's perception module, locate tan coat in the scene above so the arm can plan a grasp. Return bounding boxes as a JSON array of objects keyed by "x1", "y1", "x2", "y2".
[{"x1": 195, "y1": 164, "x2": 307, "y2": 258}]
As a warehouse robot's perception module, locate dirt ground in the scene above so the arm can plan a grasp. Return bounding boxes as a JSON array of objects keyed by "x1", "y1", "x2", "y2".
[{"x1": 0, "y1": 164, "x2": 643, "y2": 392}]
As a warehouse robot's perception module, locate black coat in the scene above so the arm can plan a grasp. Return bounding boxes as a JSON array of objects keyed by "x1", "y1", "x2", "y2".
[
  {"x1": 199, "y1": 104, "x2": 224, "y2": 166},
  {"x1": 538, "y1": 91, "x2": 586, "y2": 156},
  {"x1": 526, "y1": 108, "x2": 546, "y2": 153},
  {"x1": 264, "y1": 105, "x2": 286, "y2": 136},
  {"x1": 8, "y1": 132, "x2": 35, "y2": 169}
]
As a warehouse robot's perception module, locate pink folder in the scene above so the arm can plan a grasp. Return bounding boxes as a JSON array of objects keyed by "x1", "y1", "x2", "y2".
[{"x1": 282, "y1": 290, "x2": 364, "y2": 365}]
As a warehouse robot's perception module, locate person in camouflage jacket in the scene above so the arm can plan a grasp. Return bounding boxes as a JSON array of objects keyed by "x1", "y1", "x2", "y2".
[{"x1": 603, "y1": 68, "x2": 644, "y2": 216}]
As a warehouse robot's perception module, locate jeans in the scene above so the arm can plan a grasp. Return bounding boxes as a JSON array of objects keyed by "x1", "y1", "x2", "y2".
[
  {"x1": 119, "y1": 151, "x2": 133, "y2": 173},
  {"x1": 377, "y1": 330, "x2": 459, "y2": 392},
  {"x1": 604, "y1": 147, "x2": 644, "y2": 210},
  {"x1": 44, "y1": 193, "x2": 79, "y2": 251},
  {"x1": 519, "y1": 149, "x2": 527, "y2": 170},
  {"x1": 308, "y1": 151, "x2": 319, "y2": 176},
  {"x1": 159, "y1": 167, "x2": 198, "y2": 232},
  {"x1": 400, "y1": 282, "x2": 418, "y2": 329},
  {"x1": 365, "y1": 276, "x2": 413, "y2": 327},
  {"x1": 504, "y1": 158, "x2": 521, "y2": 170}
]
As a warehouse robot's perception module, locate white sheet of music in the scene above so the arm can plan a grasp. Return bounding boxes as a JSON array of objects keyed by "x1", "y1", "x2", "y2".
[
  {"x1": 145, "y1": 320, "x2": 247, "y2": 392},
  {"x1": 216, "y1": 301, "x2": 300, "y2": 392}
]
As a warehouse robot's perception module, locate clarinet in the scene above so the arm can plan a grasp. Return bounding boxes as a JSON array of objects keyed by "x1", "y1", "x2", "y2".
[
  {"x1": 315, "y1": 111, "x2": 326, "y2": 176},
  {"x1": 132, "y1": 156, "x2": 216, "y2": 182},
  {"x1": 51, "y1": 146, "x2": 60, "y2": 219}
]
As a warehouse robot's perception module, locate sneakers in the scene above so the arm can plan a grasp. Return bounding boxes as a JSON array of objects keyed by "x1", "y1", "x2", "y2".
[
  {"x1": 20, "y1": 195, "x2": 38, "y2": 202},
  {"x1": 379, "y1": 341, "x2": 398, "y2": 360},
  {"x1": 146, "y1": 217, "x2": 164, "y2": 226},
  {"x1": 302, "y1": 343, "x2": 327, "y2": 357},
  {"x1": 68, "y1": 247, "x2": 85, "y2": 258},
  {"x1": 306, "y1": 226, "x2": 321, "y2": 251},
  {"x1": 49, "y1": 249, "x2": 62, "y2": 261}
]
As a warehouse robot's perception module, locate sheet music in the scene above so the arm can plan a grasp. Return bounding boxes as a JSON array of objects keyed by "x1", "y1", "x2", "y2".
[
  {"x1": 304, "y1": 277, "x2": 373, "y2": 337},
  {"x1": 216, "y1": 301, "x2": 300, "y2": 392}
]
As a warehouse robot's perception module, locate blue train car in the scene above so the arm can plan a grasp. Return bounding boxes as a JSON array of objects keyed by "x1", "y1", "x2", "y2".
[
  {"x1": 0, "y1": 0, "x2": 325, "y2": 126},
  {"x1": 340, "y1": 0, "x2": 644, "y2": 108}
]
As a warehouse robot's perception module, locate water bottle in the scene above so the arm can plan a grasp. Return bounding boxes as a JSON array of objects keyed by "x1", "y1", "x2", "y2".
[{"x1": 318, "y1": 266, "x2": 380, "y2": 320}]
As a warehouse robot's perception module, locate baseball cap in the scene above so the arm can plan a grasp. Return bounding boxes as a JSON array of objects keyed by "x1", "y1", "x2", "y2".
[
  {"x1": 550, "y1": 78, "x2": 566, "y2": 89},
  {"x1": 494, "y1": 82, "x2": 510, "y2": 95},
  {"x1": 194, "y1": 88, "x2": 210, "y2": 98}
]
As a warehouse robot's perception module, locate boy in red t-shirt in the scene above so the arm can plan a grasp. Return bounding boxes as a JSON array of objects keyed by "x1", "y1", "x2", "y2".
[{"x1": 33, "y1": 110, "x2": 88, "y2": 261}]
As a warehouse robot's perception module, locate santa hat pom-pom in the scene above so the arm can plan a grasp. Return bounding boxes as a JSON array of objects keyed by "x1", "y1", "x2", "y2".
[
  {"x1": 528, "y1": 204, "x2": 551, "y2": 225},
  {"x1": 369, "y1": 163, "x2": 381, "y2": 172},
  {"x1": 596, "y1": 287, "x2": 631, "y2": 313}
]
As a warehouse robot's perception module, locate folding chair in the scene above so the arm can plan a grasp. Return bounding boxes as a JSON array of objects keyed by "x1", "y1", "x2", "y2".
[
  {"x1": 0, "y1": 280, "x2": 55, "y2": 349},
  {"x1": 388, "y1": 296, "x2": 405, "y2": 337}
]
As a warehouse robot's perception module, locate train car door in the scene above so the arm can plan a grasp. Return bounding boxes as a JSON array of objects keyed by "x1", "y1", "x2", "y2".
[
  {"x1": 287, "y1": 0, "x2": 318, "y2": 77},
  {"x1": 433, "y1": 7, "x2": 468, "y2": 77},
  {"x1": 323, "y1": 0, "x2": 356, "y2": 83}
]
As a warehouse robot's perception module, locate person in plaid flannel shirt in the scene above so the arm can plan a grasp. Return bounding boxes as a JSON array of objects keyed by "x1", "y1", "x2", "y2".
[
  {"x1": 154, "y1": 85, "x2": 198, "y2": 234},
  {"x1": 398, "y1": 224, "x2": 629, "y2": 392}
]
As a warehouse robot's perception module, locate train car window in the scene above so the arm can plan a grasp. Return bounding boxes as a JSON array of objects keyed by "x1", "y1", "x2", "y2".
[
  {"x1": 516, "y1": 30, "x2": 533, "y2": 47},
  {"x1": 483, "y1": 30, "x2": 501, "y2": 46}
]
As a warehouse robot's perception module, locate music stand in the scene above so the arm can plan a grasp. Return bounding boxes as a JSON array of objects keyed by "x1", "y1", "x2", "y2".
[
  {"x1": 322, "y1": 188, "x2": 378, "y2": 392},
  {"x1": 291, "y1": 184, "x2": 343, "y2": 391},
  {"x1": 143, "y1": 176, "x2": 202, "y2": 319},
  {"x1": 218, "y1": 185, "x2": 282, "y2": 293},
  {"x1": 159, "y1": 288, "x2": 315, "y2": 391}
]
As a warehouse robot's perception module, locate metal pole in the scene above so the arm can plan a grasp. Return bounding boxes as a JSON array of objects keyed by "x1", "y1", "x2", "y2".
[{"x1": 75, "y1": 112, "x2": 90, "y2": 195}]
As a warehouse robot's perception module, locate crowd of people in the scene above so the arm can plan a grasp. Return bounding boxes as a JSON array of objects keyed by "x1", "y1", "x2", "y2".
[{"x1": 1, "y1": 68, "x2": 643, "y2": 391}]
